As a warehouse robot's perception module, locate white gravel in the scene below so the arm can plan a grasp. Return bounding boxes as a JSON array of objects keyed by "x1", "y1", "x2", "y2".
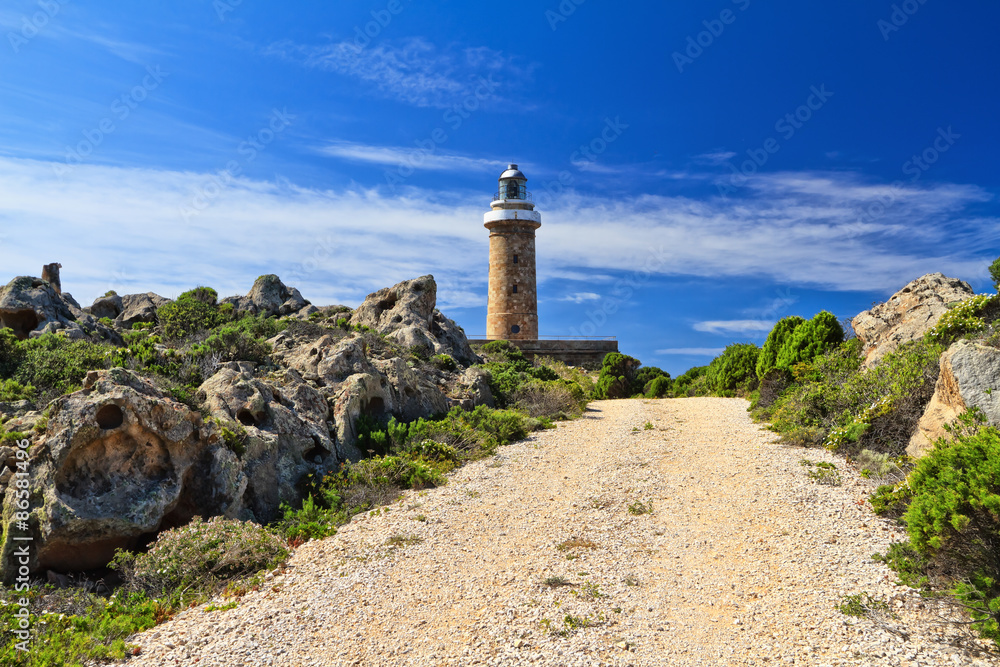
[{"x1": 121, "y1": 398, "x2": 1000, "y2": 666}]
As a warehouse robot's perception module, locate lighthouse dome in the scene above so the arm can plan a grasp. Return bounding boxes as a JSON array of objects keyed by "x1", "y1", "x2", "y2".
[{"x1": 500, "y1": 164, "x2": 526, "y2": 180}]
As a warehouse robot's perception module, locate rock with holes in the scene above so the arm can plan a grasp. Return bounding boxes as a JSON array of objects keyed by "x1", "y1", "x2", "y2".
[
  {"x1": 115, "y1": 292, "x2": 172, "y2": 329},
  {"x1": 908, "y1": 339, "x2": 1000, "y2": 458},
  {"x1": 0, "y1": 368, "x2": 246, "y2": 581},
  {"x1": 852, "y1": 273, "x2": 976, "y2": 367},
  {"x1": 350, "y1": 275, "x2": 478, "y2": 365},
  {"x1": 221, "y1": 275, "x2": 310, "y2": 318},
  {"x1": 0, "y1": 276, "x2": 80, "y2": 340},
  {"x1": 197, "y1": 367, "x2": 337, "y2": 522}
]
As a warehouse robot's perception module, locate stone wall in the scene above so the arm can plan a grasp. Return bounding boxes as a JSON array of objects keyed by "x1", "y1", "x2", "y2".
[{"x1": 469, "y1": 339, "x2": 618, "y2": 368}]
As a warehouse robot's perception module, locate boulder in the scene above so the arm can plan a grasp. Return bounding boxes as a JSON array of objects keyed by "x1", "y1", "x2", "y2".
[
  {"x1": 350, "y1": 276, "x2": 478, "y2": 365},
  {"x1": 197, "y1": 368, "x2": 336, "y2": 522},
  {"x1": 852, "y1": 273, "x2": 975, "y2": 367},
  {"x1": 908, "y1": 339, "x2": 1000, "y2": 458},
  {"x1": 0, "y1": 276, "x2": 79, "y2": 339},
  {"x1": 41, "y1": 263, "x2": 62, "y2": 294},
  {"x1": 88, "y1": 293, "x2": 124, "y2": 320},
  {"x1": 115, "y1": 292, "x2": 171, "y2": 329},
  {"x1": 0, "y1": 369, "x2": 245, "y2": 581},
  {"x1": 221, "y1": 275, "x2": 310, "y2": 318}
]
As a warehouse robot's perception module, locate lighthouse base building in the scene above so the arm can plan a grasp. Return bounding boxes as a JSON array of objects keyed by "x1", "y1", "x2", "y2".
[{"x1": 468, "y1": 165, "x2": 617, "y2": 368}]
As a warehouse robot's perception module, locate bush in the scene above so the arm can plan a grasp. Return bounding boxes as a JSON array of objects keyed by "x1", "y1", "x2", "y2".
[
  {"x1": 990, "y1": 257, "x2": 1000, "y2": 292},
  {"x1": 157, "y1": 287, "x2": 233, "y2": 340},
  {"x1": 0, "y1": 379, "x2": 35, "y2": 402},
  {"x1": 706, "y1": 343, "x2": 760, "y2": 395},
  {"x1": 274, "y1": 493, "x2": 342, "y2": 543},
  {"x1": 111, "y1": 516, "x2": 288, "y2": 603},
  {"x1": 775, "y1": 311, "x2": 844, "y2": 370},
  {"x1": 13, "y1": 334, "x2": 112, "y2": 399},
  {"x1": 205, "y1": 322, "x2": 272, "y2": 364},
  {"x1": 634, "y1": 366, "x2": 668, "y2": 396},
  {"x1": 645, "y1": 375, "x2": 672, "y2": 398},
  {"x1": 757, "y1": 316, "x2": 805, "y2": 379},
  {"x1": 432, "y1": 354, "x2": 457, "y2": 371},
  {"x1": 594, "y1": 353, "x2": 641, "y2": 399},
  {"x1": 903, "y1": 413, "x2": 1000, "y2": 645},
  {"x1": 927, "y1": 294, "x2": 999, "y2": 344},
  {"x1": 513, "y1": 380, "x2": 583, "y2": 419},
  {"x1": 0, "y1": 328, "x2": 22, "y2": 378},
  {"x1": 672, "y1": 365, "x2": 708, "y2": 397}
]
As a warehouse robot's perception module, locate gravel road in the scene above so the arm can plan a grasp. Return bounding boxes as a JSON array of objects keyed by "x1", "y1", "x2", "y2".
[{"x1": 122, "y1": 398, "x2": 1000, "y2": 666}]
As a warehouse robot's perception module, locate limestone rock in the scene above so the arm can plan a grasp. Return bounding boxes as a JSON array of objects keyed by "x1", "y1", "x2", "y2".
[
  {"x1": 351, "y1": 276, "x2": 478, "y2": 365},
  {"x1": 197, "y1": 368, "x2": 336, "y2": 522},
  {"x1": 0, "y1": 369, "x2": 245, "y2": 581},
  {"x1": 221, "y1": 275, "x2": 309, "y2": 318},
  {"x1": 908, "y1": 339, "x2": 1000, "y2": 458},
  {"x1": 41, "y1": 263, "x2": 62, "y2": 294},
  {"x1": 0, "y1": 276, "x2": 79, "y2": 339},
  {"x1": 452, "y1": 367, "x2": 495, "y2": 410},
  {"x1": 115, "y1": 292, "x2": 171, "y2": 329},
  {"x1": 852, "y1": 273, "x2": 975, "y2": 367}
]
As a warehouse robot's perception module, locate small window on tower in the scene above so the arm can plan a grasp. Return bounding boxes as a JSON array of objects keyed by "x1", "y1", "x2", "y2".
[
  {"x1": 513, "y1": 254, "x2": 519, "y2": 264},
  {"x1": 511, "y1": 325, "x2": 521, "y2": 334},
  {"x1": 512, "y1": 284, "x2": 518, "y2": 294}
]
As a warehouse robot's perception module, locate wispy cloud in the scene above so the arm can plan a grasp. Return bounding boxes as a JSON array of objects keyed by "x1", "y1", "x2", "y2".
[
  {"x1": 693, "y1": 151, "x2": 738, "y2": 166},
  {"x1": 559, "y1": 292, "x2": 601, "y2": 303},
  {"x1": 656, "y1": 348, "x2": 726, "y2": 356},
  {"x1": 265, "y1": 38, "x2": 525, "y2": 109},
  {"x1": 318, "y1": 141, "x2": 506, "y2": 172},
  {"x1": 693, "y1": 320, "x2": 775, "y2": 334}
]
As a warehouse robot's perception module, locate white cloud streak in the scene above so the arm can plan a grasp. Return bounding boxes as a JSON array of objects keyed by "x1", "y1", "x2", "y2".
[
  {"x1": 655, "y1": 348, "x2": 726, "y2": 356},
  {"x1": 318, "y1": 141, "x2": 506, "y2": 172},
  {"x1": 692, "y1": 320, "x2": 775, "y2": 334}
]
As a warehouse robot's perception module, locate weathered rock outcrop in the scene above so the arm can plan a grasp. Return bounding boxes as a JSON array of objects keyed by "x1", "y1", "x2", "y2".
[
  {"x1": 0, "y1": 369, "x2": 245, "y2": 580},
  {"x1": 852, "y1": 273, "x2": 975, "y2": 367},
  {"x1": 222, "y1": 275, "x2": 312, "y2": 318},
  {"x1": 197, "y1": 367, "x2": 337, "y2": 522},
  {"x1": 115, "y1": 292, "x2": 171, "y2": 329},
  {"x1": 41, "y1": 263, "x2": 62, "y2": 294},
  {"x1": 908, "y1": 339, "x2": 1000, "y2": 458},
  {"x1": 350, "y1": 275, "x2": 477, "y2": 365},
  {"x1": 0, "y1": 276, "x2": 79, "y2": 339},
  {"x1": 88, "y1": 293, "x2": 124, "y2": 320}
]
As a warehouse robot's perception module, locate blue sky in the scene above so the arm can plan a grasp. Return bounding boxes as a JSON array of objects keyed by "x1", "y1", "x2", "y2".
[{"x1": 1, "y1": 0, "x2": 998, "y2": 376}]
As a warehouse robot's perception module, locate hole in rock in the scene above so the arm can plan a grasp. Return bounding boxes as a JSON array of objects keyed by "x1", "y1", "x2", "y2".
[
  {"x1": 95, "y1": 404, "x2": 124, "y2": 430},
  {"x1": 377, "y1": 294, "x2": 398, "y2": 311},
  {"x1": 0, "y1": 309, "x2": 41, "y2": 340},
  {"x1": 236, "y1": 409, "x2": 257, "y2": 427}
]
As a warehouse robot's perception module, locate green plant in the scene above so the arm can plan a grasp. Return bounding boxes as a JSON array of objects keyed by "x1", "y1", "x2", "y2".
[
  {"x1": 218, "y1": 421, "x2": 248, "y2": 457},
  {"x1": 556, "y1": 537, "x2": 598, "y2": 551},
  {"x1": 775, "y1": 311, "x2": 844, "y2": 371},
  {"x1": 594, "y1": 353, "x2": 641, "y2": 399},
  {"x1": 870, "y1": 482, "x2": 913, "y2": 518},
  {"x1": 873, "y1": 542, "x2": 931, "y2": 590},
  {"x1": 706, "y1": 343, "x2": 760, "y2": 394},
  {"x1": 542, "y1": 575, "x2": 572, "y2": 587},
  {"x1": 800, "y1": 459, "x2": 842, "y2": 485},
  {"x1": 627, "y1": 500, "x2": 653, "y2": 515},
  {"x1": 0, "y1": 379, "x2": 35, "y2": 402},
  {"x1": 644, "y1": 375, "x2": 672, "y2": 398},
  {"x1": 157, "y1": 287, "x2": 233, "y2": 339},
  {"x1": 204, "y1": 315, "x2": 282, "y2": 364},
  {"x1": 274, "y1": 494, "x2": 340, "y2": 542},
  {"x1": 13, "y1": 334, "x2": 112, "y2": 399},
  {"x1": 385, "y1": 534, "x2": 423, "y2": 548},
  {"x1": 837, "y1": 592, "x2": 892, "y2": 618},
  {"x1": 757, "y1": 316, "x2": 806, "y2": 379},
  {"x1": 672, "y1": 365, "x2": 708, "y2": 397},
  {"x1": 643, "y1": 421, "x2": 654, "y2": 430},
  {"x1": 991, "y1": 257, "x2": 1000, "y2": 292},
  {"x1": 431, "y1": 354, "x2": 457, "y2": 371},
  {"x1": 927, "y1": 294, "x2": 999, "y2": 344}
]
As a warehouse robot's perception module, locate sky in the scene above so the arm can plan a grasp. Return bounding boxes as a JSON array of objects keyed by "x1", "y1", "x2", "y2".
[{"x1": 0, "y1": 0, "x2": 998, "y2": 376}]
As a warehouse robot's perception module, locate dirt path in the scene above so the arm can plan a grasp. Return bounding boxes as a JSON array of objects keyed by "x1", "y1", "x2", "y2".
[{"x1": 124, "y1": 398, "x2": 1000, "y2": 666}]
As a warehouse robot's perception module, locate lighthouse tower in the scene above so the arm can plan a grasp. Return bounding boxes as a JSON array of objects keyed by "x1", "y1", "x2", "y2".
[{"x1": 485, "y1": 164, "x2": 541, "y2": 341}]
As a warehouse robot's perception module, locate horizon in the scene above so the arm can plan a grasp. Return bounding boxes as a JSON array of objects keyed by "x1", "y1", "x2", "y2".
[{"x1": 2, "y1": 0, "x2": 998, "y2": 376}]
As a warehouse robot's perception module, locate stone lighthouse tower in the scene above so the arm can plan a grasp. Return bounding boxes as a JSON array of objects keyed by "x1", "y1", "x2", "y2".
[{"x1": 485, "y1": 164, "x2": 541, "y2": 340}]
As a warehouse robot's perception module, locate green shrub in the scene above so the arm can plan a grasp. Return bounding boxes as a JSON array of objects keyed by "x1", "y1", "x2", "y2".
[
  {"x1": 672, "y1": 365, "x2": 708, "y2": 397},
  {"x1": 111, "y1": 517, "x2": 288, "y2": 604},
  {"x1": 432, "y1": 354, "x2": 457, "y2": 371},
  {"x1": 594, "y1": 353, "x2": 641, "y2": 399},
  {"x1": 706, "y1": 343, "x2": 760, "y2": 394},
  {"x1": 775, "y1": 311, "x2": 844, "y2": 370},
  {"x1": 513, "y1": 380, "x2": 584, "y2": 419},
  {"x1": 0, "y1": 379, "x2": 35, "y2": 402},
  {"x1": 14, "y1": 334, "x2": 112, "y2": 398},
  {"x1": 205, "y1": 324, "x2": 272, "y2": 364},
  {"x1": 897, "y1": 411, "x2": 1000, "y2": 646},
  {"x1": 870, "y1": 482, "x2": 912, "y2": 518},
  {"x1": 274, "y1": 494, "x2": 341, "y2": 543},
  {"x1": 157, "y1": 287, "x2": 233, "y2": 339},
  {"x1": 644, "y1": 375, "x2": 672, "y2": 398},
  {"x1": 634, "y1": 366, "x2": 668, "y2": 396},
  {"x1": 757, "y1": 316, "x2": 806, "y2": 379},
  {"x1": 0, "y1": 328, "x2": 22, "y2": 378},
  {"x1": 927, "y1": 294, "x2": 999, "y2": 344},
  {"x1": 991, "y1": 257, "x2": 1000, "y2": 292}
]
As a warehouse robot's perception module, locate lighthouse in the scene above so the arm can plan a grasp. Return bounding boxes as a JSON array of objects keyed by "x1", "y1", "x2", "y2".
[{"x1": 485, "y1": 164, "x2": 541, "y2": 340}]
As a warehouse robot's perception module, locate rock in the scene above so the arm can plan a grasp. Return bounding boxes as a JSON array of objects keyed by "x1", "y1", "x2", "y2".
[
  {"x1": 41, "y1": 263, "x2": 62, "y2": 294},
  {"x1": 0, "y1": 369, "x2": 245, "y2": 581},
  {"x1": 0, "y1": 276, "x2": 79, "y2": 339},
  {"x1": 852, "y1": 273, "x2": 975, "y2": 367},
  {"x1": 198, "y1": 368, "x2": 336, "y2": 522},
  {"x1": 221, "y1": 275, "x2": 310, "y2": 318},
  {"x1": 350, "y1": 276, "x2": 478, "y2": 365},
  {"x1": 89, "y1": 293, "x2": 124, "y2": 320},
  {"x1": 453, "y1": 367, "x2": 495, "y2": 409},
  {"x1": 115, "y1": 292, "x2": 171, "y2": 329},
  {"x1": 908, "y1": 339, "x2": 1000, "y2": 458}
]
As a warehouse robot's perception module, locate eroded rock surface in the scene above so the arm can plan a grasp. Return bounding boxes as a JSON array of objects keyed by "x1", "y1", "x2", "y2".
[
  {"x1": 115, "y1": 292, "x2": 171, "y2": 329},
  {"x1": 908, "y1": 339, "x2": 1000, "y2": 458},
  {"x1": 852, "y1": 273, "x2": 975, "y2": 367},
  {"x1": 222, "y1": 274, "x2": 311, "y2": 318},
  {"x1": 0, "y1": 276, "x2": 79, "y2": 339}
]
